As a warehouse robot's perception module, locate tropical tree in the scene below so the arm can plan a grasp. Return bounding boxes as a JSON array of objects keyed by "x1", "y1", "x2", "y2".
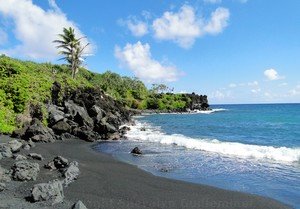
[{"x1": 53, "y1": 27, "x2": 89, "y2": 79}]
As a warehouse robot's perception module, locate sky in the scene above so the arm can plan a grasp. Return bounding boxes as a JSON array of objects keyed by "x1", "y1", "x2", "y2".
[{"x1": 0, "y1": 0, "x2": 299, "y2": 104}]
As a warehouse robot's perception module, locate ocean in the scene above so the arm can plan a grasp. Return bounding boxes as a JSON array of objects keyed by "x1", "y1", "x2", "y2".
[{"x1": 94, "y1": 104, "x2": 300, "y2": 208}]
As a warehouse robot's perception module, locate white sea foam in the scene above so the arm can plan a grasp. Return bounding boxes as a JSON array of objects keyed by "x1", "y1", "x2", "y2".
[
  {"x1": 193, "y1": 108, "x2": 227, "y2": 114},
  {"x1": 125, "y1": 121, "x2": 300, "y2": 163}
]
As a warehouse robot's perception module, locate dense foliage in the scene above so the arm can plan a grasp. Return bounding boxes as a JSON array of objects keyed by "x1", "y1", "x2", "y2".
[{"x1": 0, "y1": 55, "x2": 191, "y2": 134}]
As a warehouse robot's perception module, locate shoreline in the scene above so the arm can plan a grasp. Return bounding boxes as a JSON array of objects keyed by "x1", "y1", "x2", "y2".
[{"x1": 1, "y1": 138, "x2": 292, "y2": 209}]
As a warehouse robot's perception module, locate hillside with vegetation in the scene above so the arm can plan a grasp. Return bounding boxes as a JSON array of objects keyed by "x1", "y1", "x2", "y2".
[{"x1": 0, "y1": 55, "x2": 209, "y2": 134}]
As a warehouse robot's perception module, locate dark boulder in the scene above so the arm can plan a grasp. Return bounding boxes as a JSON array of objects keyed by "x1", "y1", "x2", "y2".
[
  {"x1": 89, "y1": 105, "x2": 105, "y2": 122},
  {"x1": 47, "y1": 104, "x2": 65, "y2": 126},
  {"x1": 64, "y1": 100, "x2": 94, "y2": 128},
  {"x1": 51, "y1": 121, "x2": 71, "y2": 135},
  {"x1": 51, "y1": 81, "x2": 61, "y2": 105},
  {"x1": 23, "y1": 118, "x2": 56, "y2": 142},
  {"x1": 73, "y1": 127, "x2": 98, "y2": 142},
  {"x1": 27, "y1": 153, "x2": 44, "y2": 161},
  {"x1": 131, "y1": 147, "x2": 142, "y2": 155},
  {"x1": 60, "y1": 133, "x2": 75, "y2": 141}
]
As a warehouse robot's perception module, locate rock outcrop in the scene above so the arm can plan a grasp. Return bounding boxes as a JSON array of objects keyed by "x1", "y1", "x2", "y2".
[{"x1": 185, "y1": 93, "x2": 210, "y2": 110}]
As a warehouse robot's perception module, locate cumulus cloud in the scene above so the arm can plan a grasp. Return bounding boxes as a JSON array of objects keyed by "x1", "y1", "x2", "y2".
[
  {"x1": 203, "y1": 8, "x2": 230, "y2": 35},
  {"x1": 264, "y1": 68, "x2": 284, "y2": 80},
  {"x1": 152, "y1": 5, "x2": 230, "y2": 48},
  {"x1": 115, "y1": 41, "x2": 180, "y2": 82},
  {"x1": 0, "y1": 0, "x2": 93, "y2": 59},
  {"x1": 119, "y1": 17, "x2": 148, "y2": 37}
]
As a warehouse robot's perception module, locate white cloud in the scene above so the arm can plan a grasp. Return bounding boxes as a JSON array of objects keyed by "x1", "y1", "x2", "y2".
[
  {"x1": 203, "y1": 7, "x2": 230, "y2": 35},
  {"x1": 152, "y1": 5, "x2": 230, "y2": 48},
  {"x1": 120, "y1": 17, "x2": 148, "y2": 37},
  {"x1": 264, "y1": 68, "x2": 284, "y2": 81},
  {"x1": 0, "y1": 0, "x2": 93, "y2": 59},
  {"x1": 289, "y1": 85, "x2": 300, "y2": 96},
  {"x1": 204, "y1": 0, "x2": 222, "y2": 4},
  {"x1": 115, "y1": 41, "x2": 180, "y2": 82}
]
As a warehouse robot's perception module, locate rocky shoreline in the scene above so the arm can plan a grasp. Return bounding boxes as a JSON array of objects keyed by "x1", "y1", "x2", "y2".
[{"x1": 1, "y1": 83, "x2": 134, "y2": 208}]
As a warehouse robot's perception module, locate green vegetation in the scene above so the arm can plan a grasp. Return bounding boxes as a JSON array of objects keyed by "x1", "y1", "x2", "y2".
[{"x1": 0, "y1": 55, "x2": 191, "y2": 134}]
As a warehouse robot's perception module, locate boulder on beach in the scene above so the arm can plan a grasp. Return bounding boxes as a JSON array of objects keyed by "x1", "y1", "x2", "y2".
[
  {"x1": 13, "y1": 154, "x2": 27, "y2": 161},
  {"x1": 12, "y1": 161, "x2": 40, "y2": 181},
  {"x1": 27, "y1": 153, "x2": 44, "y2": 161},
  {"x1": 0, "y1": 144, "x2": 13, "y2": 158},
  {"x1": 51, "y1": 120, "x2": 71, "y2": 135},
  {"x1": 23, "y1": 118, "x2": 56, "y2": 142},
  {"x1": 7, "y1": 140, "x2": 23, "y2": 153},
  {"x1": 31, "y1": 179, "x2": 64, "y2": 204},
  {"x1": 0, "y1": 165, "x2": 11, "y2": 183},
  {"x1": 72, "y1": 200, "x2": 88, "y2": 209},
  {"x1": 63, "y1": 161, "x2": 80, "y2": 186},
  {"x1": 45, "y1": 156, "x2": 69, "y2": 170},
  {"x1": 131, "y1": 147, "x2": 142, "y2": 155}
]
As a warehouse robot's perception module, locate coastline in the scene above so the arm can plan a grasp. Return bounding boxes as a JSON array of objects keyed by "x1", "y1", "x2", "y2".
[{"x1": 1, "y1": 138, "x2": 292, "y2": 209}]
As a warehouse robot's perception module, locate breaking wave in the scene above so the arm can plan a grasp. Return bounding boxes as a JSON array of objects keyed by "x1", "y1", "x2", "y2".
[{"x1": 125, "y1": 121, "x2": 300, "y2": 163}]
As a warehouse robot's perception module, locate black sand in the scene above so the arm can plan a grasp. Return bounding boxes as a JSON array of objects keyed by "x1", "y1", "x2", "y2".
[{"x1": 0, "y1": 138, "x2": 292, "y2": 209}]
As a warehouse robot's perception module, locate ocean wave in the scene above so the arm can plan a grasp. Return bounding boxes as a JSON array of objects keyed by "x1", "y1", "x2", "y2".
[
  {"x1": 125, "y1": 121, "x2": 300, "y2": 163},
  {"x1": 193, "y1": 108, "x2": 227, "y2": 114}
]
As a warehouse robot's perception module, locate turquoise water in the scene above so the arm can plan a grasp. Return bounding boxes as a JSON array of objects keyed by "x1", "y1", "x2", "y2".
[{"x1": 95, "y1": 104, "x2": 300, "y2": 208}]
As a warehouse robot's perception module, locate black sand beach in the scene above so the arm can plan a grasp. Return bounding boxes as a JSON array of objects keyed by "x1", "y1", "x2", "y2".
[{"x1": 0, "y1": 138, "x2": 292, "y2": 209}]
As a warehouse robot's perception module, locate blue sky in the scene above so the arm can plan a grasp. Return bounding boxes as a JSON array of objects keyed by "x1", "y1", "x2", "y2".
[{"x1": 0, "y1": 0, "x2": 299, "y2": 104}]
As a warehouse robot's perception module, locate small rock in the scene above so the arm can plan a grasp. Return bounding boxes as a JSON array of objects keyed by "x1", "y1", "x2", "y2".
[
  {"x1": 28, "y1": 139, "x2": 36, "y2": 148},
  {"x1": 7, "y1": 140, "x2": 23, "y2": 153},
  {"x1": 23, "y1": 144, "x2": 31, "y2": 150},
  {"x1": 0, "y1": 144, "x2": 13, "y2": 158},
  {"x1": 60, "y1": 133, "x2": 74, "y2": 141},
  {"x1": 31, "y1": 179, "x2": 64, "y2": 204},
  {"x1": 107, "y1": 132, "x2": 121, "y2": 140},
  {"x1": 140, "y1": 127, "x2": 146, "y2": 131},
  {"x1": 131, "y1": 147, "x2": 142, "y2": 155},
  {"x1": 119, "y1": 126, "x2": 130, "y2": 134},
  {"x1": 72, "y1": 200, "x2": 88, "y2": 209},
  {"x1": 12, "y1": 161, "x2": 40, "y2": 181},
  {"x1": 0, "y1": 182, "x2": 6, "y2": 192},
  {"x1": 13, "y1": 154, "x2": 27, "y2": 161},
  {"x1": 0, "y1": 165, "x2": 11, "y2": 182},
  {"x1": 63, "y1": 161, "x2": 80, "y2": 186},
  {"x1": 54, "y1": 156, "x2": 69, "y2": 169},
  {"x1": 44, "y1": 161, "x2": 56, "y2": 170},
  {"x1": 28, "y1": 153, "x2": 44, "y2": 161}
]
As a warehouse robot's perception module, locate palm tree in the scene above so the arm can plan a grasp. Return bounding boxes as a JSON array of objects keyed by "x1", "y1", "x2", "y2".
[{"x1": 53, "y1": 27, "x2": 89, "y2": 79}]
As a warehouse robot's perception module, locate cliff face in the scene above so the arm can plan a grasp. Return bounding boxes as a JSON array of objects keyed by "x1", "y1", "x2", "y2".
[{"x1": 185, "y1": 93, "x2": 210, "y2": 110}]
